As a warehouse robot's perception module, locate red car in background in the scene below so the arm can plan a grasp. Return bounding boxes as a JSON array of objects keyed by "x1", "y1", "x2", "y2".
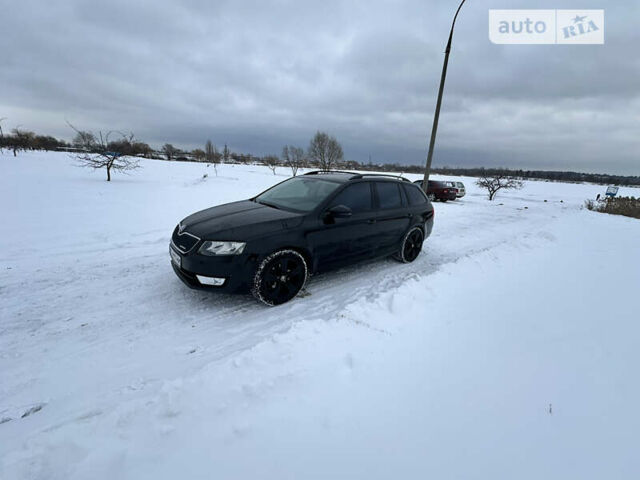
[{"x1": 413, "y1": 180, "x2": 457, "y2": 202}]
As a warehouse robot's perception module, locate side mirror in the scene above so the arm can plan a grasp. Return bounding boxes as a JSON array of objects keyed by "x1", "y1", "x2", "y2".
[{"x1": 324, "y1": 204, "x2": 352, "y2": 221}]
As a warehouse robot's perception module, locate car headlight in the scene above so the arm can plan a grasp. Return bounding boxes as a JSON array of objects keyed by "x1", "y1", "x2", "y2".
[{"x1": 198, "y1": 241, "x2": 246, "y2": 256}]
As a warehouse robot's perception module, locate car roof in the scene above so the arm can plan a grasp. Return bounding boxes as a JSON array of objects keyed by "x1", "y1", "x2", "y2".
[{"x1": 303, "y1": 170, "x2": 411, "y2": 184}]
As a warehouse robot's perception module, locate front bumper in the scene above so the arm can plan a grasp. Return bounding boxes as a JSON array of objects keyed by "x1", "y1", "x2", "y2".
[{"x1": 170, "y1": 245, "x2": 257, "y2": 293}]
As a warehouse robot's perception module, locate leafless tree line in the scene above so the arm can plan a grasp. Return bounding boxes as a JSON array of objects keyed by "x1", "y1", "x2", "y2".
[
  {"x1": 2, "y1": 115, "x2": 638, "y2": 187},
  {"x1": 0, "y1": 121, "x2": 70, "y2": 157},
  {"x1": 1, "y1": 121, "x2": 348, "y2": 183},
  {"x1": 2, "y1": 116, "x2": 347, "y2": 180}
]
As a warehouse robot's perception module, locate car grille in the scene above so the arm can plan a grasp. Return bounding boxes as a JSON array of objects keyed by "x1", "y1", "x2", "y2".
[{"x1": 171, "y1": 225, "x2": 200, "y2": 253}]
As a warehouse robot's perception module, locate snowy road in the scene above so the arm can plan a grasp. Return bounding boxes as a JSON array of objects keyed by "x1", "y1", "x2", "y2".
[{"x1": 2, "y1": 152, "x2": 639, "y2": 479}]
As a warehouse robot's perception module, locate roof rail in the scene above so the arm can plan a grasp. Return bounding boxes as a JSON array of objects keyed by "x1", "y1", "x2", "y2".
[
  {"x1": 303, "y1": 170, "x2": 411, "y2": 182},
  {"x1": 356, "y1": 173, "x2": 412, "y2": 182},
  {"x1": 303, "y1": 170, "x2": 360, "y2": 177}
]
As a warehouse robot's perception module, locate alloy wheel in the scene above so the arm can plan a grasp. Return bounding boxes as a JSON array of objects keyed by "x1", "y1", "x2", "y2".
[
  {"x1": 402, "y1": 228, "x2": 424, "y2": 263},
  {"x1": 253, "y1": 250, "x2": 308, "y2": 306}
]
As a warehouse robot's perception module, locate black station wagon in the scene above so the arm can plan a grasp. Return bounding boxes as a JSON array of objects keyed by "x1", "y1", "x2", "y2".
[{"x1": 170, "y1": 171, "x2": 435, "y2": 306}]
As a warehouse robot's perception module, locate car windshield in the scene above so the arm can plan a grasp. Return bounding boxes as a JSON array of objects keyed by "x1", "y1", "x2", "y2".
[{"x1": 255, "y1": 177, "x2": 341, "y2": 212}]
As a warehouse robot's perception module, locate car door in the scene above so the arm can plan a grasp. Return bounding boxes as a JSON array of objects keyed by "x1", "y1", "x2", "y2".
[
  {"x1": 307, "y1": 182, "x2": 378, "y2": 270},
  {"x1": 372, "y1": 181, "x2": 411, "y2": 255}
]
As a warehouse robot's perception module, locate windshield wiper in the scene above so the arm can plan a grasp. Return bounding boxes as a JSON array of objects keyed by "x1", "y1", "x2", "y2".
[{"x1": 257, "y1": 200, "x2": 281, "y2": 210}]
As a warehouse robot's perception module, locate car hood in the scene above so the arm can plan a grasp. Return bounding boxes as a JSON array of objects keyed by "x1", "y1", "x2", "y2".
[{"x1": 180, "y1": 200, "x2": 304, "y2": 240}]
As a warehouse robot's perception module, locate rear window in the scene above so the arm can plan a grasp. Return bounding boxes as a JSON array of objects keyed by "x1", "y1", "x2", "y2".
[
  {"x1": 329, "y1": 182, "x2": 372, "y2": 213},
  {"x1": 376, "y1": 182, "x2": 403, "y2": 209},
  {"x1": 403, "y1": 184, "x2": 428, "y2": 205}
]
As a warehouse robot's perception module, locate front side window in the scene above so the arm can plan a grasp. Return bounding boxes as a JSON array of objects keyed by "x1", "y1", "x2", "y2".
[
  {"x1": 376, "y1": 182, "x2": 403, "y2": 209},
  {"x1": 255, "y1": 177, "x2": 341, "y2": 212},
  {"x1": 329, "y1": 182, "x2": 372, "y2": 213}
]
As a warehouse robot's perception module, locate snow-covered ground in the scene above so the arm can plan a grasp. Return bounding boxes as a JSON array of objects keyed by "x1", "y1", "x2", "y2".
[{"x1": 1, "y1": 151, "x2": 639, "y2": 479}]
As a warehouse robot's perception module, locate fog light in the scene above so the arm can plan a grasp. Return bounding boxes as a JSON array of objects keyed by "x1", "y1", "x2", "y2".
[{"x1": 196, "y1": 275, "x2": 226, "y2": 286}]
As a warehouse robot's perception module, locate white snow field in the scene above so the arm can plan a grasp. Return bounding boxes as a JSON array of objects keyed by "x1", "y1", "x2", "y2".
[{"x1": 1, "y1": 151, "x2": 639, "y2": 479}]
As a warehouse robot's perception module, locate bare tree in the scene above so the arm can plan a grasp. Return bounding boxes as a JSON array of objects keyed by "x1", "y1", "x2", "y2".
[
  {"x1": 262, "y1": 155, "x2": 279, "y2": 175},
  {"x1": 162, "y1": 143, "x2": 178, "y2": 161},
  {"x1": 205, "y1": 140, "x2": 220, "y2": 175},
  {"x1": 476, "y1": 173, "x2": 524, "y2": 200},
  {"x1": 72, "y1": 130, "x2": 96, "y2": 150},
  {"x1": 33, "y1": 134, "x2": 67, "y2": 151},
  {"x1": 222, "y1": 143, "x2": 230, "y2": 163},
  {"x1": 129, "y1": 141, "x2": 152, "y2": 158},
  {"x1": 192, "y1": 148, "x2": 205, "y2": 162},
  {"x1": 68, "y1": 123, "x2": 140, "y2": 181},
  {"x1": 0, "y1": 117, "x2": 6, "y2": 153},
  {"x1": 282, "y1": 145, "x2": 306, "y2": 176},
  {"x1": 308, "y1": 131, "x2": 343, "y2": 171},
  {"x1": 10, "y1": 128, "x2": 35, "y2": 156}
]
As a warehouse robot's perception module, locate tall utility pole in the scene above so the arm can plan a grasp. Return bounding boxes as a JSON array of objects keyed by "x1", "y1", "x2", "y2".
[{"x1": 422, "y1": 0, "x2": 467, "y2": 192}]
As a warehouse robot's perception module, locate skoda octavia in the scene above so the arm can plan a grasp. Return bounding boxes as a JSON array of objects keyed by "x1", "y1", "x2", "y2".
[{"x1": 170, "y1": 171, "x2": 434, "y2": 306}]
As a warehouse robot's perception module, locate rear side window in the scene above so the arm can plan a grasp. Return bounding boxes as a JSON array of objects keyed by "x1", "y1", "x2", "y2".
[
  {"x1": 403, "y1": 184, "x2": 428, "y2": 205},
  {"x1": 376, "y1": 182, "x2": 403, "y2": 209},
  {"x1": 329, "y1": 182, "x2": 372, "y2": 213}
]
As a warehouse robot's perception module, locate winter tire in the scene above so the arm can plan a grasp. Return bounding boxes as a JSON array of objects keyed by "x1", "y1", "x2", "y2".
[
  {"x1": 427, "y1": 193, "x2": 436, "y2": 202},
  {"x1": 395, "y1": 226, "x2": 424, "y2": 263},
  {"x1": 252, "y1": 249, "x2": 308, "y2": 306}
]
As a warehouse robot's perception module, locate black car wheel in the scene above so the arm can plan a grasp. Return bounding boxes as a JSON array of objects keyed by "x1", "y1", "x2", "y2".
[
  {"x1": 396, "y1": 227, "x2": 424, "y2": 263},
  {"x1": 427, "y1": 193, "x2": 436, "y2": 201},
  {"x1": 252, "y1": 249, "x2": 308, "y2": 306}
]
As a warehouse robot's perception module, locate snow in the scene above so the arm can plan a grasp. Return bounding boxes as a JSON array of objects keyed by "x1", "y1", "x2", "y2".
[{"x1": 1, "y1": 151, "x2": 639, "y2": 479}]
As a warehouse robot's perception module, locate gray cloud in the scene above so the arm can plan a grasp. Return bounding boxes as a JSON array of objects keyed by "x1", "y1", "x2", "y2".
[{"x1": 2, "y1": 0, "x2": 638, "y2": 174}]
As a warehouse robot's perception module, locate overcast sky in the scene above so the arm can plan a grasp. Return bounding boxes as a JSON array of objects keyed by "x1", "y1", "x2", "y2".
[{"x1": 2, "y1": 0, "x2": 638, "y2": 174}]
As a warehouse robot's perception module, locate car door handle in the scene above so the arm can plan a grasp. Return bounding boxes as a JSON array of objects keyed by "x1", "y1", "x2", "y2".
[{"x1": 367, "y1": 219, "x2": 377, "y2": 224}]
